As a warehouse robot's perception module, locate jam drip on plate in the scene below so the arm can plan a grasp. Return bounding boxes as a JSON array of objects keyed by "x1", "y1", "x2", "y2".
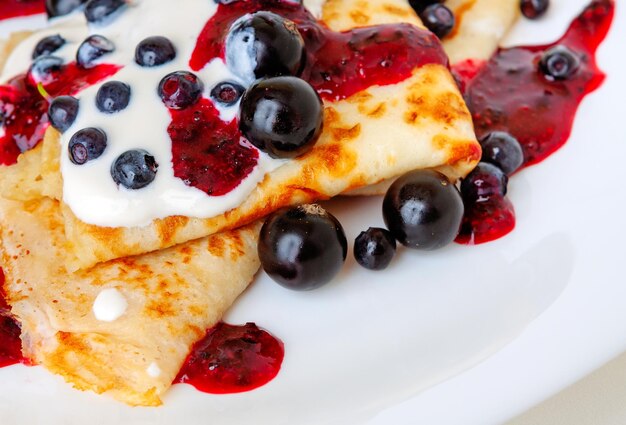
[
  {"x1": 0, "y1": 270, "x2": 25, "y2": 368},
  {"x1": 455, "y1": 0, "x2": 614, "y2": 245},
  {"x1": 169, "y1": 99, "x2": 259, "y2": 196},
  {"x1": 0, "y1": 63, "x2": 121, "y2": 165},
  {"x1": 0, "y1": 0, "x2": 45, "y2": 22},
  {"x1": 175, "y1": 322, "x2": 284, "y2": 394}
]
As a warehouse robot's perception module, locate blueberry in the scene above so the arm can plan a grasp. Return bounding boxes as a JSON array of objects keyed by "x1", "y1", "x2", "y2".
[
  {"x1": 134, "y1": 36, "x2": 176, "y2": 67},
  {"x1": 29, "y1": 55, "x2": 63, "y2": 84},
  {"x1": 210, "y1": 81, "x2": 245, "y2": 106},
  {"x1": 158, "y1": 71, "x2": 203, "y2": 110},
  {"x1": 419, "y1": 4, "x2": 455, "y2": 39},
  {"x1": 68, "y1": 128, "x2": 107, "y2": 165},
  {"x1": 111, "y1": 149, "x2": 158, "y2": 189},
  {"x1": 383, "y1": 170, "x2": 464, "y2": 250},
  {"x1": 76, "y1": 35, "x2": 115, "y2": 69},
  {"x1": 84, "y1": 0, "x2": 126, "y2": 24},
  {"x1": 46, "y1": 0, "x2": 88, "y2": 18},
  {"x1": 96, "y1": 81, "x2": 131, "y2": 114},
  {"x1": 354, "y1": 228, "x2": 397, "y2": 271},
  {"x1": 408, "y1": 0, "x2": 443, "y2": 13},
  {"x1": 226, "y1": 11, "x2": 305, "y2": 81},
  {"x1": 520, "y1": 0, "x2": 549, "y2": 20},
  {"x1": 258, "y1": 204, "x2": 347, "y2": 291},
  {"x1": 48, "y1": 96, "x2": 79, "y2": 133},
  {"x1": 539, "y1": 45, "x2": 580, "y2": 81},
  {"x1": 239, "y1": 76, "x2": 323, "y2": 159},
  {"x1": 460, "y1": 162, "x2": 508, "y2": 204},
  {"x1": 32, "y1": 34, "x2": 66, "y2": 59},
  {"x1": 480, "y1": 131, "x2": 524, "y2": 175}
]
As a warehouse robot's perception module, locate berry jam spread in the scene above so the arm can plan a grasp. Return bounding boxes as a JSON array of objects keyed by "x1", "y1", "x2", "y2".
[
  {"x1": 454, "y1": 0, "x2": 614, "y2": 245},
  {"x1": 171, "y1": 0, "x2": 446, "y2": 196},
  {"x1": 190, "y1": 0, "x2": 447, "y2": 102},
  {"x1": 0, "y1": 270, "x2": 25, "y2": 368},
  {"x1": 0, "y1": 0, "x2": 45, "y2": 21},
  {"x1": 0, "y1": 63, "x2": 120, "y2": 165},
  {"x1": 174, "y1": 322, "x2": 284, "y2": 394},
  {"x1": 169, "y1": 98, "x2": 259, "y2": 196}
]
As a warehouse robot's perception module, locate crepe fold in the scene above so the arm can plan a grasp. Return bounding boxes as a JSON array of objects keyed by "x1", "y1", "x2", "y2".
[{"x1": 0, "y1": 196, "x2": 260, "y2": 405}]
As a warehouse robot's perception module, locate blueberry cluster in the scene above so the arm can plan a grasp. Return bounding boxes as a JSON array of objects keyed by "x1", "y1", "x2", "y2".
[{"x1": 44, "y1": 1, "x2": 173, "y2": 190}]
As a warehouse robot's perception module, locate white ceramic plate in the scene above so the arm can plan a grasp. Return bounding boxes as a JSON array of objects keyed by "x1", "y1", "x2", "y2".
[{"x1": 1, "y1": 1, "x2": 624, "y2": 424}]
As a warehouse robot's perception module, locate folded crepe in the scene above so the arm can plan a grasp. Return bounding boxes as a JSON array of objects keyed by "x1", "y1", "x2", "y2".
[
  {"x1": 0, "y1": 0, "x2": 482, "y2": 272},
  {"x1": 0, "y1": 0, "x2": 518, "y2": 407}
]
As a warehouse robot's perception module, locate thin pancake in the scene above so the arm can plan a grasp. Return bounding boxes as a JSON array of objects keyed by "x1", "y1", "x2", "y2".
[{"x1": 0, "y1": 196, "x2": 261, "y2": 406}]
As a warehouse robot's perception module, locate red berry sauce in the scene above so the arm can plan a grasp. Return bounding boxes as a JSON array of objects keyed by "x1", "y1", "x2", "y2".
[
  {"x1": 174, "y1": 322, "x2": 284, "y2": 394},
  {"x1": 0, "y1": 270, "x2": 26, "y2": 368},
  {"x1": 0, "y1": 63, "x2": 121, "y2": 165},
  {"x1": 455, "y1": 0, "x2": 614, "y2": 245},
  {"x1": 169, "y1": 98, "x2": 259, "y2": 196},
  {"x1": 171, "y1": 0, "x2": 447, "y2": 195},
  {"x1": 0, "y1": 0, "x2": 45, "y2": 21},
  {"x1": 190, "y1": 0, "x2": 446, "y2": 102}
]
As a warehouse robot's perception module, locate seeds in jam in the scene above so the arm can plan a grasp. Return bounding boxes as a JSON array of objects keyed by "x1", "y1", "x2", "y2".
[{"x1": 175, "y1": 322, "x2": 284, "y2": 394}]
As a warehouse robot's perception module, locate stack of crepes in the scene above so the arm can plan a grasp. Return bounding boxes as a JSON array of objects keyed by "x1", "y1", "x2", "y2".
[{"x1": 0, "y1": 0, "x2": 518, "y2": 406}]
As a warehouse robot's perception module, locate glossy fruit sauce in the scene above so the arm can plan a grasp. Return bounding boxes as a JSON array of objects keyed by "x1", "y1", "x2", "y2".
[
  {"x1": 0, "y1": 63, "x2": 120, "y2": 165},
  {"x1": 454, "y1": 0, "x2": 614, "y2": 244},
  {"x1": 0, "y1": 270, "x2": 26, "y2": 367},
  {"x1": 0, "y1": 0, "x2": 45, "y2": 22},
  {"x1": 175, "y1": 322, "x2": 284, "y2": 394},
  {"x1": 173, "y1": 0, "x2": 447, "y2": 195}
]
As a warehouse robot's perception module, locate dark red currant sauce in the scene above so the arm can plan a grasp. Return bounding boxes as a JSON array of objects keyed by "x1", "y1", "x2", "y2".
[
  {"x1": 0, "y1": 270, "x2": 26, "y2": 368},
  {"x1": 170, "y1": 0, "x2": 447, "y2": 196},
  {"x1": 0, "y1": 0, "x2": 45, "y2": 22},
  {"x1": 174, "y1": 322, "x2": 284, "y2": 394},
  {"x1": 0, "y1": 63, "x2": 121, "y2": 165},
  {"x1": 454, "y1": 0, "x2": 615, "y2": 245}
]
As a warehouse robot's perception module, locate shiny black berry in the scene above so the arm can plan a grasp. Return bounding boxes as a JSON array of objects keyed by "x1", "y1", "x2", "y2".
[
  {"x1": 480, "y1": 131, "x2": 524, "y2": 175},
  {"x1": 29, "y1": 55, "x2": 63, "y2": 84},
  {"x1": 48, "y1": 96, "x2": 79, "y2": 133},
  {"x1": 354, "y1": 228, "x2": 397, "y2": 271},
  {"x1": 96, "y1": 81, "x2": 131, "y2": 114},
  {"x1": 259, "y1": 204, "x2": 347, "y2": 291},
  {"x1": 408, "y1": 0, "x2": 443, "y2": 13},
  {"x1": 134, "y1": 36, "x2": 176, "y2": 67},
  {"x1": 210, "y1": 81, "x2": 245, "y2": 106},
  {"x1": 539, "y1": 45, "x2": 580, "y2": 81},
  {"x1": 239, "y1": 76, "x2": 323, "y2": 159},
  {"x1": 383, "y1": 170, "x2": 464, "y2": 250},
  {"x1": 111, "y1": 149, "x2": 158, "y2": 189},
  {"x1": 76, "y1": 35, "x2": 115, "y2": 69},
  {"x1": 419, "y1": 4, "x2": 455, "y2": 39},
  {"x1": 84, "y1": 0, "x2": 126, "y2": 24},
  {"x1": 46, "y1": 0, "x2": 88, "y2": 18},
  {"x1": 521, "y1": 0, "x2": 549, "y2": 19},
  {"x1": 158, "y1": 71, "x2": 203, "y2": 110},
  {"x1": 460, "y1": 162, "x2": 508, "y2": 204},
  {"x1": 68, "y1": 128, "x2": 107, "y2": 165},
  {"x1": 32, "y1": 34, "x2": 66, "y2": 59},
  {"x1": 226, "y1": 11, "x2": 305, "y2": 81}
]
